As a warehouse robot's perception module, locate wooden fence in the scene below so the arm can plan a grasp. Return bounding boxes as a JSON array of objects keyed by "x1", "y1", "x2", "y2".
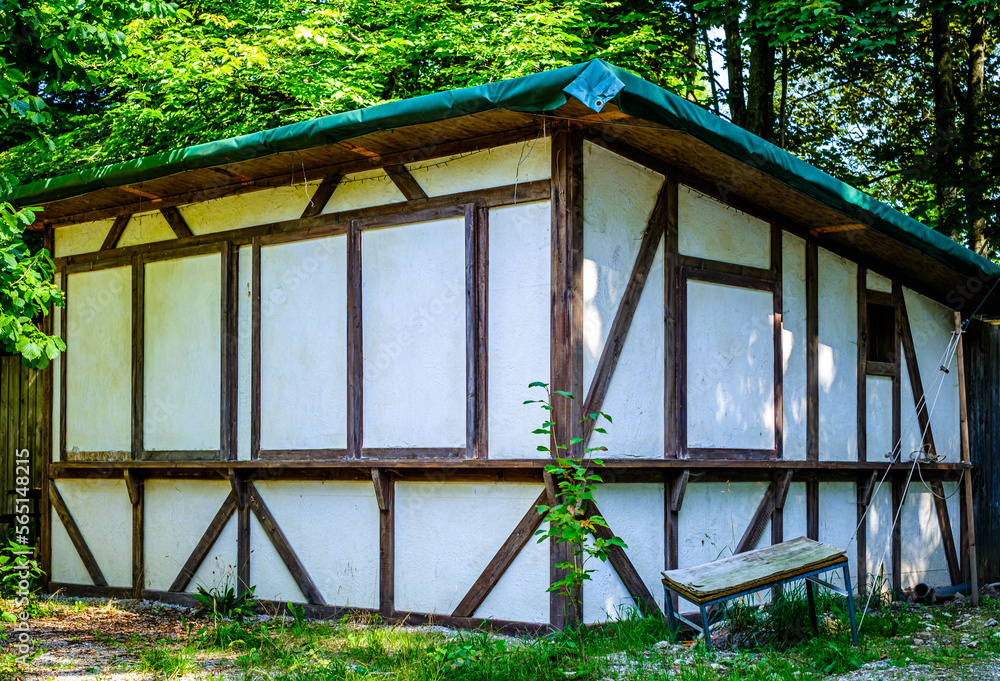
[{"x1": 0, "y1": 354, "x2": 46, "y2": 541}]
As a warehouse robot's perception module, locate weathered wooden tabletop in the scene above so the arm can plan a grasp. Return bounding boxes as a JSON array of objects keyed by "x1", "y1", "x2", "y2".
[{"x1": 661, "y1": 536, "x2": 847, "y2": 604}]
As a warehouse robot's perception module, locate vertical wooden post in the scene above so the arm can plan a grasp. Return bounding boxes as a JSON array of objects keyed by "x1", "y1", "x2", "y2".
[
  {"x1": 348, "y1": 220, "x2": 364, "y2": 460},
  {"x1": 131, "y1": 256, "x2": 144, "y2": 460},
  {"x1": 550, "y1": 121, "x2": 584, "y2": 629},
  {"x1": 230, "y1": 472, "x2": 250, "y2": 596},
  {"x1": 378, "y1": 472, "x2": 395, "y2": 618},
  {"x1": 125, "y1": 470, "x2": 144, "y2": 598},
  {"x1": 771, "y1": 224, "x2": 783, "y2": 459},
  {"x1": 466, "y1": 204, "x2": 489, "y2": 459},
  {"x1": 664, "y1": 180, "x2": 680, "y2": 458},
  {"x1": 220, "y1": 242, "x2": 236, "y2": 460},
  {"x1": 856, "y1": 267, "x2": 868, "y2": 591},
  {"x1": 955, "y1": 312, "x2": 978, "y2": 606},
  {"x1": 891, "y1": 473, "x2": 903, "y2": 593},
  {"x1": 40, "y1": 226, "x2": 55, "y2": 587},
  {"x1": 805, "y1": 242, "x2": 819, "y2": 540},
  {"x1": 250, "y1": 237, "x2": 261, "y2": 459}
]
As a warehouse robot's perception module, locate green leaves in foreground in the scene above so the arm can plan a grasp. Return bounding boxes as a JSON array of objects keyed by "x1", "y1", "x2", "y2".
[{"x1": 0, "y1": 200, "x2": 64, "y2": 369}]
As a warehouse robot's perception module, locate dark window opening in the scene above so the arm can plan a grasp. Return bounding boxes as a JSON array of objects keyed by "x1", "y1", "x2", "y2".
[{"x1": 867, "y1": 302, "x2": 895, "y2": 363}]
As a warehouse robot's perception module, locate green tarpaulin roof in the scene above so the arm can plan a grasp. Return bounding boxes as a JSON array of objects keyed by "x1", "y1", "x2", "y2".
[{"x1": 5, "y1": 59, "x2": 998, "y2": 284}]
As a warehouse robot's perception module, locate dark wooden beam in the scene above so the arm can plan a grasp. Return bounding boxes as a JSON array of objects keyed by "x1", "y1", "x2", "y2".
[
  {"x1": 772, "y1": 223, "x2": 783, "y2": 459},
  {"x1": 247, "y1": 481, "x2": 326, "y2": 605},
  {"x1": 348, "y1": 220, "x2": 363, "y2": 459},
  {"x1": 384, "y1": 164, "x2": 428, "y2": 201},
  {"x1": 101, "y1": 213, "x2": 132, "y2": 251},
  {"x1": 466, "y1": 204, "x2": 489, "y2": 459},
  {"x1": 664, "y1": 181, "x2": 680, "y2": 457},
  {"x1": 806, "y1": 242, "x2": 819, "y2": 461},
  {"x1": 230, "y1": 472, "x2": 250, "y2": 596},
  {"x1": 737, "y1": 484, "x2": 776, "y2": 554},
  {"x1": 954, "y1": 312, "x2": 978, "y2": 605},
  {"x1": 251, "y1": 238, "x2": 261, "y2": 459},
  {"x1": 892, "y1": 474, "x2": 904, "y2": 593},
  {"x1": 131, "y1": 255, "x2": 144, "y2": 460},
  {"x1": 549, "y1": 121, "x2": 584, "y2": 630},
  {"x1": 169, "y1": 491, "x2": 238, "y2": 593},
  {"x1": 583, "y1": 184, "x2": 668, "y2": 444},
  {"x1": 858, "y1": 266, "x2": 868, "y2": 463},
  {"x1": 452, "y1": 490, "x2": 547, "y2": 618},
  {"x1": 48, "y1": 480, "x2": 107, "y2": 587},
  {"x1": 379, "y1": 472, "x2": 395, "y2": 617},
  {"x1": 372, "y1": 469, "x2": 390, "y2": 512},
  {"x1": 220, "y1": 242, "x2": 234, "y2": 461},
  {"x1": 124, "y1": 470, "x2": 144, "y2": 598},
  {"x1": 160, "y1": 207, "x2": 193, "y2": 238},
  {"x1": 665, "y1": 470, "x2": 688, "y2": 610},
  {"x1": 301, "y1": 174, "x2": 341, "y2": 219},
  {"x1": 771, "y1": 470, "x2": 793, "y2": 548}
]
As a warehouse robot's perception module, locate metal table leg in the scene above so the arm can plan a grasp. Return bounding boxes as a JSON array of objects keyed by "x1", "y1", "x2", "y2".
[
  {"x1": 664, "y1": 587, "x2": 678, "y2": 636},
  {"x1": 806, "y1": 579, "x2": 819, "y2": 635},
  {"x1": 843, "y1": 563, "x2": 858, "y2": 646},
  {"x1": 699, "y1": 602, "x2": 712, "y2": 652}
]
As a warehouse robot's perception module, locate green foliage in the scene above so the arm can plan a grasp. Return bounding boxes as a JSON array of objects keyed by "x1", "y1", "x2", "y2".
[
  {"x1": 192, "y1": 582, "x2": 256, "y2": 621},
  {"x1": 138, "y1": 646, "x2": 197, "y2": 678},
  {"x1": 0, "y1": 536, "x2": 43, "y2": 600},
  {"x1": 525, "y1": 381, "x2": 625, "y2": 631}
]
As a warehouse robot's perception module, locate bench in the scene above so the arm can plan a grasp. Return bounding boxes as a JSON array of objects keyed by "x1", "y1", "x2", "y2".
[{"x1": 661, "y1": 536, "x2": 858, "y2": 651}]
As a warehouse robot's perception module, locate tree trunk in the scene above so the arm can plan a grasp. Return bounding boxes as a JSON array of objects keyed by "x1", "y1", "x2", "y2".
[
  {"x1": 685, "y1": 1, "x2": 699, "y2": 102},
  {"x1": 747, "y1": 28, "x2": 777, "y2": 142},
  {"x1": 704, "y1": 28, "x2": 720, "y2": 116},
  {"x1": 963, "y1": 8, "x2": 987, "y2": 254},
  {"x1": 724, "y1": 16, "x2": 746, "y2": 127},
  {"x1": 932, "y1": 7, "x2": 959, "y2": 237}
]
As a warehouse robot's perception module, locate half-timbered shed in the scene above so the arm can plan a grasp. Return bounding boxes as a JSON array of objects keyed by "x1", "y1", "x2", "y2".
[{"x1": 7, "y1": 60, "x2": 998, "y2": 630}]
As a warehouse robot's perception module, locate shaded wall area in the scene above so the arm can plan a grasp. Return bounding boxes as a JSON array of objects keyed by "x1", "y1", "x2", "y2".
[{"x1": 964, "y1": 319, "x2": 1000, "y2": 583}]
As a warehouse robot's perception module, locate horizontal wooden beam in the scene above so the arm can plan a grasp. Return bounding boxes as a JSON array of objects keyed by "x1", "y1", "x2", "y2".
[{"x1": 55, "y1": 180, "x2": 549, "y2": 269}]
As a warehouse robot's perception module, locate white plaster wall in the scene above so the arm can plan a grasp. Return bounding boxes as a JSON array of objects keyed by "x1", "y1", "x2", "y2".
[
  {"x1": 902, "y1": 288, "x2": 961, "y2": 460},
  {"x1": 188, "y1": 517, "x2": 239, "y2": 595},
  {"x1": 180, "y1": 184, "x2": 314, "y2": 235},
  {"x1": 584, "y1": 484, "x2": 665, "y2": 622},
  {"x1": 118, "y1": 211, "x2": 175, "y2": 248},
  {"x1": 362, "y1": 220, "x2": 466, "y2": 448},
  {"x1": 784, "y1": 482, "x2": 808, "y2": 540},
  {"x1": 321, "y1": 169, "x2": 406, "y2": 213},
  {"x1": 677, "y1": 482, "x2": 770, "y2": 610},
  {"x1": 395, "y1": 483, "x2": 545, "y2": 615},
  {"x1": 55, "y1": 219, "x2": 112, "y2": 257},
  {"x1": 406, "y1": 139, "x2": 551, "y2": 197},
  {"x1": 65, "y1": 266, "x2": 132, "y2": 454},
  {"x1": 867, "y1": 376, "x2": 894, "y2": 461},
  {"x1": 237, "y1": 246, "x2": 252, "y2": 459},
  {"x1": 250, "y1": 514, "x2": 306, "y2": 603},
  {"x1": 54, "y1": 480, "x2": 131, "y2": 588},
  {"x1": 475, "y1": 521, "x2": 549, "y2": 623},
  {"x1": 686, "y1": 282, "x2": 775, "y2": 450},
  {"x1": 783, "y1": 232, "x2": 808, "y2": 460},
  {"x1": 866, "y1": 484, "x2": 895, "y2": 591},
  {"x1": 144, "y1": 254, "x2": 221, "y2": 451},
  {"x1": 818, "y1": 482, "x2": 859, "y2": 589},
  {"x1": 260, "y1": 237, "x2": 348, "y2": 450},
  {"x1": 677, "y1": 186, "x2": 770, "y2": 269},
  {"x1": 900, "y1": 482, "x2": 961, "y2": 589},
  {"x1": 818, "y1": 248, "x2": 858, "y2": 461},
  {"x1": 253, "y1": 481, "x2": 379, "y2": 608},
  {"x1": 51, "y1": 510, "x2": 92, "y2": 585},
  {"x1": 582, "y1": 142, "x2": 665, "y2": 457},
  {"x1": 144, "y1": 480, "x2": 234, "y2": 591},
  {"x1": 867, "y1": 271, "x2": 893, "y2": 293},
  {"x1": 488, "y1": 202, "x2": 551, "y2": 459}
]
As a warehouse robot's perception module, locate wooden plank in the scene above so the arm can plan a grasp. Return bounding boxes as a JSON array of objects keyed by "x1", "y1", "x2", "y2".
[
  {"x1": 664, "y1": 181, "x2": 680, "y2": 457},
  {"x1": 379, "y1": 472, "x2": 395, "y2": 617},
  {"x1": 125, "y1": 471, "x2": 145, "y2": 598},
  {"x1": 676, "y1": 269, "x2": 689, "y2": 457},
  {"x1": 736, "y1": 484, "x2": 776, "y2": 554},
  {"x1": 169, "y1": 491, "x2": 238, "y2": 592},
  {"x1": 101, "y1": 213, "x2": 132, "y2": 251},
  {"x1": 220, "y1": 241, "x2": 233, "y2": 461},
  {"x1": 383, "y1": 164, "x2": 428, "y2": 201},
  {"x1": 132, "y1": 256, "x2": 144, "y2": 459},
  {"x1": 41, "y1": 236, "x2": 55, "y2": 586},
  {"x1": 683, "y1": 266, "x2": 778, "y2": 293},
  {"x1": 160, "y1": 207, "x2": 193, "y2": 238},
  {"x1": 59, "y1": 269, "x2": 67, "y2": 462},
  {"x1": 955, "y1": 312, "x2": 978, "y2": 605},
  {"x1": 301, "y1": 174, "x2": 341, "y2": 219},
  {"x1": 247, "y1": 481, "x2": 326, "y2": 605},
  {"x1": 866, "y1": 360, "x2": 899, "y2": 377},
  {"x1": 858, "y1": 267, "x2": 868, "y2": 463},
  {"x1": 772, "y1": 223, "x2": 783, "y2": 459},
  {"x1": 806, "y1": 242, "x2": 818, "y2": 461},
  {"x1": 348, "y1": 221, "x2": 363, "y2": 459},
  {"x1": 676, "y1": 255, "x2": 776, "y2": 284},
  {"x1": 583, "y1": 184, "x2": 667, "y2": 444},
  {"x1": 589, "y1": 500, "x2": 662, "y2": 617},
  {"x1": 891, "y1": 474, "x2": 903, "y2": 592},
  {"x1": 48, "y1": 480, "x2": 107, "y2": 587},
  {"x1": 452, "y1": 490, "x2": 547, "y2": 618},
  {"x1": 372, "y1": 469, "x2": 390, "y2": 512},
  {"x1": 684, "y1": 448, "x2": 779, "y2": 460},
  {"x1": 466, "y1": 204, "x2": 489, "y2": 459},
  {"x1": 230, "y1": 473, "x2": 250, "y2": 596},
  {"x1": 259, "y1": 449, "x2": 349, "y2": 461},
  {"x1": 251, "y1": 238, "x2": 261, "y2": 459},
  {"x1": 549, "y1": 122, "x2": 584, "y2": 630},
  {"x1": 867, "y1": 290, "x2": 894, "y2": 308}
]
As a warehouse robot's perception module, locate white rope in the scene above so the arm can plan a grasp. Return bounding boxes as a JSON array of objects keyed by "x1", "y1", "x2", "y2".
[{"x1": 855, "y1": 329, "x2": 961, "y2": 630}]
